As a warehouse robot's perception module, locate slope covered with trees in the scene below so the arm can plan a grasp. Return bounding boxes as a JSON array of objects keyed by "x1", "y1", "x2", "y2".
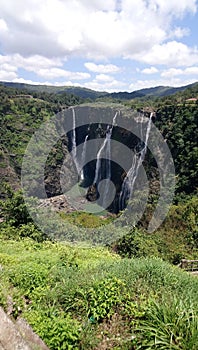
[{"x1": 0, "y1": 83, "x2": 197, "y2": 349}]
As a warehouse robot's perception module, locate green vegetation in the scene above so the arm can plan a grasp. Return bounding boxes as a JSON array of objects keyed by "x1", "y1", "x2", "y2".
[
  {"x1": 0, "y1": 237, "x2": 197, "y2": 349},
  {"x1": 59, "y1": 211, "x2": 113, "y2": 228},
  {"x1": 0, "y1": 187, "x2": 197, "y2": 348},
  {"x1": 114, "y1": 196, "x2": 198, "y2": 264},
  {"x1": 0, "y1": 82, "x2": 197, "y2": 348}
]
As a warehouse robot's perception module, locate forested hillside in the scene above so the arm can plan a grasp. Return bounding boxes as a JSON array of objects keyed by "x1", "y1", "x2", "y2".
[
  {"x1": 0, "y1": 83, "x2": 197, "y2": 349},
  {"x1": 1, "y1": 80, "x2": 198, "y2": 100}
]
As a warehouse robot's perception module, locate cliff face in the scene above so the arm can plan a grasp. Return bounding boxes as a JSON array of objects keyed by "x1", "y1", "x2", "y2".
[
  {"x1": 0, "y1": 99, "x2": 159, "y2": 212},
  {"x1": 0, "y1": 96, "x2": 161, "y2": 219},
  {"x1": 22, "y1": 105, "x2": 155, "y2": 214}
]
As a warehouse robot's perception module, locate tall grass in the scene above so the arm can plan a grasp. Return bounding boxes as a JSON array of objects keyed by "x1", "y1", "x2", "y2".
[
  {"x1": 0, "y1": 238, "x2": 198, "y2": 349},
  {"x1": 136, "y1": 298, "x2": 198, "y2": 349}
]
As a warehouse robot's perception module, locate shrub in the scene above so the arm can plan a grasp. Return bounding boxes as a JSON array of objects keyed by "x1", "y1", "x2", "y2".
[
  {"x1": 86, "y1": 277, "x2": 126, "y2": 321},
  {"x1": 0, "y1": 188, "x2": 32, "y2": 226},
  {"x1": 25, "y1": 308, "x2": 80, "y2": 350},
  {"x1": 113, "y1": 228, "x2": 159, "y2": 258}
]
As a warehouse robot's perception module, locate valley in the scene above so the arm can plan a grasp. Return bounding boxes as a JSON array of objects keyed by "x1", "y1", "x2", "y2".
[{"x1": 0, "y1": 82, "x2": 197, "y2": 349}]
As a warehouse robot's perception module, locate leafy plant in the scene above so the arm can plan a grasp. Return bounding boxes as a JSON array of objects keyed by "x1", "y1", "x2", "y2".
[
  {"x1": 25, "y1": 308, "x2": 80, "y2": 350},
  {"x1": 86, "y1": 277, "x2": 126, "y2": 321}
]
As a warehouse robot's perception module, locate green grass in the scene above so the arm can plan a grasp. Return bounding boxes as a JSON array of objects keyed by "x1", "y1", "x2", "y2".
[{"x1": 0, "y1": 236, "x2": 197, "y2": 349}]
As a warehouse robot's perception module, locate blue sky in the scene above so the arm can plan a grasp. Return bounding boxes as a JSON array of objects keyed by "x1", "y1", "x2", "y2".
[{"x1": 0, "y1": 0, "x2": 198, "y2": 92}]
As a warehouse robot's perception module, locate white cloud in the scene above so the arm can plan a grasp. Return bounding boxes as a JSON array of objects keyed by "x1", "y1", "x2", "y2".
[
  {"x1": 161, "y1": 66, "x2": 198, "y2": 77},
  {"x1": 169, "y1": 27, "x2": 190, "y2": 39},
  {"x1": 95, "y1": 74, "x2": 113, "y2": 82},
  {"x1": 12, "y1": 77, "x2": 82, "y2": 87},
  {"x1": 0, "y1": 1, "x2": 197, "y2": 91},
  {"x1": 0, "y1": 53, "x2": 90, "y2": 82},
  {"x1": 84, "y1": 62, "x2": 120, "y2": 73},
  {"x1": 161, "y1": 68, "x2": 183, "y2": 77},
  {"x1": 141, "y1": 67, "x2": 159, "y2": 74},
  {"x1": 148, "y1": 0, "x2": 197, "y2": 17},
  {"x1": 185, "y1": 66, "x2": 198, "y2": 74},
  {"x1": 0, "y1": 18, "x2": 8, "y2": 32},
  {"x1": 132, "y1": 41, "x2": 198, "y2": 67},
  {"x1": 129, "y1": 77, "x2": 197, "y2": 91},
  {"x1": 0, "y1": 0, "x2": 196, "y2": 59},
  {"x1": 84, "y1": 78, "x2": 126, "y2": 92},
  {"x1": 36, "y1": 67, "x2": 90, "y2": 80},
  {"x1": 0, "y1": 70, "x2": 17, "y2": 80},
  {"x1": 0, "y1": 62, "x2": 17, "y2": 72},
  {"x1": 0, "y1": 54, "x2": 62, "y2": 70}
]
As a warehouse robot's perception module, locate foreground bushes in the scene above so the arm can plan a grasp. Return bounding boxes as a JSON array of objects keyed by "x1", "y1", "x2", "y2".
[{"x1": 0, "y1": 237, "x2": 197, "y2": 349}]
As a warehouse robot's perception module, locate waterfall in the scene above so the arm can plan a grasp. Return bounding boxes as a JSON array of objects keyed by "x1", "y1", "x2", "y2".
[
  {"x1": 80, "y1": 134, "x2": 88, "y2": 180},
  {"x1": 71, "y1": 107, "x2": 80, "y2": 175},
  {"x1": 119, "y1": 112, "x2": 153, "y2": 210},
  {"x1": 103, "y1": 112, "x2": 118, "y2": 206},
  {"x1": 93, "y1": 111, "x2": 117, "y2": 186},
  {"x1": 93, "y1": 132, "x2": 108, "y2": 185}
]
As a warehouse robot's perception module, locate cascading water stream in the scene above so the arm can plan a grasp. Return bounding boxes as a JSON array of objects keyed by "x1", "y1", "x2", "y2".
[
  {"x1": 93, "y1": 130, "x2": 109, "y2": 185},
  {"x1": 71, "y1": 108, "x2": 80, "y2": 175},
  {"x1": 93, "y1": 112, "x2": 118, "y2": 188},
  {"x1": 103, "y1": 112, "x2": 118, "y2": 206},
  {"x1": 119, "y1": 112, "x2": 153, "y2": 210},
  {"x1": 80, "y1": 134, "x2": 88, "y2": 180}
]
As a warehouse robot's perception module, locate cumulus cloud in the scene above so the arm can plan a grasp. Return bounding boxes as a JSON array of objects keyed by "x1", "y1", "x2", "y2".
[
  {"x1": 161, "y1": 66, "x2": 198, "y2": 77},
  {"x1": 0, "y1": 54, "x2": 62, "y2": 70},
  {"x1": 83, "y1": 76, "x2": 126, "y2": 92},
  {"x1": 185, "y1": 66, "x2": 198, "y2": 74},
  {"x1": 0, "y1": 0, "x2": 196, "y2": 59},
  {"x1": 12, "y1": 77, "x2": 84, "y2": 87},
  {"x1": 0, "y1": 54, "x2": 90, "y2": 82},
  {"x1": 129, "y1": 77, "x2": 197, "y2": 91},
  {"x1": 84, "y1": 62, "x2": 120, "y2": 73},
  {"x1": 141, "y1": 67, "x2": 159, "y2": 74},
  {"x1": 132, "y1": 41, "x2": 198, "y2": 66},
  {"x1": 0, "y1": 70, "x2": 17, "y2": 80},
  {"x1": 161, "y1": 68, "x2": 184, "y2": 77},
  {"x1": 0, "y1": 0, "x2": 197, "y2": 91},
  {"x1": 169, "y1": 27, "x2": 190, "y2": 39},
  {"x1": 36, "y1": 68, "x2": 90, "y2": 80},
  {"x1": 95, "y1": 74, "x2": 114, "y2": 82}
]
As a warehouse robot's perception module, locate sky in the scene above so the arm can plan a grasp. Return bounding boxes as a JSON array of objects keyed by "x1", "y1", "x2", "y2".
[{"x1": 0, "y1": 0, "x2": 198, "y2": 92}]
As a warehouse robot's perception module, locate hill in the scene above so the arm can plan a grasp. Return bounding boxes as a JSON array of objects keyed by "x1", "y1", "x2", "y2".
[
  {"x1": 0, "y1": 81, "x2": 105, "y2": 100},
  {"x1": 0, "y1": 81, "x2": 198, "y2": 100}
]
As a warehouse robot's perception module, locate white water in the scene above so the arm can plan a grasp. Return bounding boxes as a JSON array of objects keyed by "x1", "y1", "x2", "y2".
[
  {"x1": 93, "y1": 112, "x2": 118, "y2": 187},
  {"x1": 93, "y1": 133, "x2": 108, "y2": 185},
  {"x1": 119, "y1": 112, "x2": 153, "y2": 210},
  {"x1": 103, "y1": 112, "x2": 118, "y2": 206},
  {"x1": 80, "y1": 134, "x2": 88, "y2": 180},
  {"x1": 71, "y1": 107, "x2": 80, "y2": 175}
]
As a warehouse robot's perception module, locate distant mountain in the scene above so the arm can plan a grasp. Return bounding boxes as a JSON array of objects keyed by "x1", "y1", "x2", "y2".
[
  {"x1": 103, "y1": 91, "x2": 144, "y2": 100},
  {"x1": 133, "y1": 83, "x2": 198, "y2": 97},
  {"x1": 0, "y1": 81, "x2": 197, "y2": 100},
  {"x1": 106, "y1": 82, "x2": 198, "y2": 100},
  {"x1": 0, "y1": 82, "x2": 105, "y2": 100}
]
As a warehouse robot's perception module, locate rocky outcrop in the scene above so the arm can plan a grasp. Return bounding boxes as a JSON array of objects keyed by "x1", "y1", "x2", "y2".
[{"x1": 0, "y1": 307, "x2": 49, "y2": 350}]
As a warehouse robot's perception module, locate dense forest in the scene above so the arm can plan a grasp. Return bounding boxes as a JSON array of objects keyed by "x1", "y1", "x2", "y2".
[{"x1": 0, "y1": 82, "x2": 197, "y2": 349}]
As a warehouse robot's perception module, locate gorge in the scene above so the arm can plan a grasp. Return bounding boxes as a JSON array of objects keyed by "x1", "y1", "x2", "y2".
[{"x1": 65, "y1": 106, "x2": 155, "y2": 214}]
